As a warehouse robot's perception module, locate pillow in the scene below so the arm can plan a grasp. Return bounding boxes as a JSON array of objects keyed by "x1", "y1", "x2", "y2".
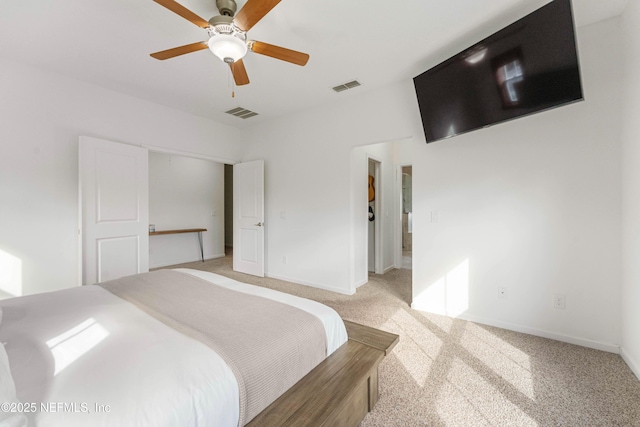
[{"x1": 0, "y1": 342, "x2": 27, "y2": 427}]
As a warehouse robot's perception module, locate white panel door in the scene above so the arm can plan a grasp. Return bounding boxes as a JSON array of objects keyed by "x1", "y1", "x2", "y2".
[
  {"x1": 233, "y1": 160, "x2": 264, "y2": 277},
  {"x1": 80, "y1": 136, "x2": 149, "y2": 285}
]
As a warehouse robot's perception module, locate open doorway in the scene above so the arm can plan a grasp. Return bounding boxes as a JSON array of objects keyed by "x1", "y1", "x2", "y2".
[
  {"x1": 350, "y1": 138, "x2": 412, "y2": 292},
  {"x1": 148, "y1": 151, "x2": 229, "y2": 268},
  {"x1": 368, "y1": 157, "x2": 382, "y2": 274},
  {"x1": 401, "y1": 166, "x2": 412, "y2": 270},
  {"x1": 224, "y1": 164, "x2": 233, "y2": 255}
]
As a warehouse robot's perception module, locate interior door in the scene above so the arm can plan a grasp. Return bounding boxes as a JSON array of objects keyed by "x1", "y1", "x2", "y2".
[
  {"x1": 79, "y1": 136, "x2": 149, "y2": 285},
  {"x1": 233, "y1": 160, "x2": 264, "y2": 277}
]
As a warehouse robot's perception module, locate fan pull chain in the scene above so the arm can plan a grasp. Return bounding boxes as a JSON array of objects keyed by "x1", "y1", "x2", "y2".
[{"x1": 228, "y1": 65, "x2": 235, "y2": 98}]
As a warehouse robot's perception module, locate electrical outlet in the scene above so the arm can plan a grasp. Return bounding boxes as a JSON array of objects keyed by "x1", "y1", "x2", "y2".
[
  {"x1": 282, "y1": 255, "x2": 288, "y2": 264},
  {"x1": 498, "y1": 287, "x2": 507, "y2": 299},
  {"x1": 431, "y1": 211, "x2": 439, "y2": 223},
  {"x1": 553, "y1": 293, "x2": 566, "y2": 309}
]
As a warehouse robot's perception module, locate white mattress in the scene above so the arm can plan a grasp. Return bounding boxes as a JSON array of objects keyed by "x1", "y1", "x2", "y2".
[{"x1": 0, "y1": 269, "x2": 347, "y2": 427}]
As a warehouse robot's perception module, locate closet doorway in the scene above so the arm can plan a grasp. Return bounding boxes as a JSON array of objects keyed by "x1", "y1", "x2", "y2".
[{"x1": 148, "y1": 152, "x2": 228, "y2": 269}]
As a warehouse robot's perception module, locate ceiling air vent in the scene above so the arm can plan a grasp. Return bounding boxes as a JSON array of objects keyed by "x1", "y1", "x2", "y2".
[
  {"x1": 225, "y1": 107, "x2": 259, "y2": 119},
  {"x1": 332, "y1": 80, "x2": 361, "y2": 93}
]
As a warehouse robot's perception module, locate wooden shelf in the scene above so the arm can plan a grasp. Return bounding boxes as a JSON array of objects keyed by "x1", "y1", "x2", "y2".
[
  {"x1": 149, "y1": 228, "x2": 206, "y2": 236},
  {"x1": 149, "y1": 228, "x2": 207, "y2": 262}
]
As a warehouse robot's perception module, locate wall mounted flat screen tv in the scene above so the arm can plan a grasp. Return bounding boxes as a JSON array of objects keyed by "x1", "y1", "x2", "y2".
[{"x1": 413, "y1": 0, "x2": 583, "y2": 143}]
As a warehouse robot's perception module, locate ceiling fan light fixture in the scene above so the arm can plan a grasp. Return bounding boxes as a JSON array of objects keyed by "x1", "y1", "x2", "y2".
[{"x1": 208, "y1": 34, "x2": 247, "y2": 63}]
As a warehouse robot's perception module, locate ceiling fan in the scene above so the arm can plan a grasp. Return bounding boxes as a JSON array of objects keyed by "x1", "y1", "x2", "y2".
[{"x1": 150, "y1": 0, "x2": 309, "y2": 86}]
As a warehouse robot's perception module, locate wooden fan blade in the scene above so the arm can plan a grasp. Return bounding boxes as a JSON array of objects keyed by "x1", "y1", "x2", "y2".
[
  {"x1": 150, "y1": 42, "x2": 208, "y2": 60},
  {"x1": 153, "y1": 0, "x2": 210, "y2": 28},
  {"x1": 233, "y1": 0, "x2": 281, "y2": 32},
  {"x1": 249, "y1": 41, "x2": 309, "y2": 66},
  {"x1": 230, "y1": 59, "x2": 250, "y2": 85}
]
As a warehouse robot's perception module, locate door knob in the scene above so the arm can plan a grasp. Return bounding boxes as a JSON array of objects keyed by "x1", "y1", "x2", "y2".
[{"x1": 255, "y1": 222, "x2": 263, "y2": 227}]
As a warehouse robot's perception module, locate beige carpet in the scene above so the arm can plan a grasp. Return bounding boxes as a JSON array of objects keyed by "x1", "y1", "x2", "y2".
[{"x1": 163, "y1": 255, "x2": 640, "y2": 426}]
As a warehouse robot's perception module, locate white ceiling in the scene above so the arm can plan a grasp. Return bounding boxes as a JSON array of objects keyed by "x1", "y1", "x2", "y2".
[{"x1": 0, "y1": 0, "x2": 628, "y2": 127}]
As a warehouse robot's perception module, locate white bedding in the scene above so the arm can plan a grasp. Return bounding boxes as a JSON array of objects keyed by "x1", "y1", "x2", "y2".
[{"x1": 0, "y1": 269, "x2": 347, "y2": 427}]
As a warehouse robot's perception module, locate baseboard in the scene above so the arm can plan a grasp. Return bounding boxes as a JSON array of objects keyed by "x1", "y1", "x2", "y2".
[
  {"x1": 354, "y1": 278, "x2": 368, "y2": 289},
  {"x1": 410, "y1": 302, "x2": 620, "y2": 354},
  {"x1": 150, "y1": 252, "x2": 225, "y2": 269},
  {"x1": 411, "y1": 302, "x2": 447, "y2": 317},
  {"x1": 266, "y1": 273, "x2": 355, "y2": 296},
  {"x1": 620, "y1": 347, "x2": 640, "y2": 380},
  {"x1": 0, "y1": 289, "x2": 15, "y2": 300},
  {"x1": 383, "y1": 265, "x2": 395, "y2": 274}
]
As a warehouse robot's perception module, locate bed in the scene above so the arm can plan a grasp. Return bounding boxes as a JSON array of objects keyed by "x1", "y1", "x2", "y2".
[{"x1": 0, "y1": 269, "x2": 397, "y2": 427}]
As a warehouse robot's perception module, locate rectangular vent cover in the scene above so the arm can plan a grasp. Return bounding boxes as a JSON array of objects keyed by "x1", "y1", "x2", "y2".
[
  {"x1": 225, "y1": 107, "x2": 259, "y2": 119},
  {"x1": 332, "y1": 80, "x2": 361, "y2": 93}
]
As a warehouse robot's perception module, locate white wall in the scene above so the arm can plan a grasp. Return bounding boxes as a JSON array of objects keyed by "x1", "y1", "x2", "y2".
[
  {"x1": 412, "y1": 16, "x2": 624, "y2": 352},
  {"x1": 149, "y1": 152, "x2": 225, "y2": 268},
  {"x1": 243, "y1": 83, "x2": 421, "y2": 294},
  {"x1": 0, "y1": 58, "x2": 243, "y2": 296},
  {"x1": 620, "y1": 2, "x2": 640, "y2": 378},
  {"x1": 244, "y1": 17, "x2": 625, "y2": 351}
]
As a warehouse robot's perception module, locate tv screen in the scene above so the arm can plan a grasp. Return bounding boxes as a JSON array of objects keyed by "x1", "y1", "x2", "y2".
[{"x1": 413, "y1": 0, "x2": 583, "y2": 143}]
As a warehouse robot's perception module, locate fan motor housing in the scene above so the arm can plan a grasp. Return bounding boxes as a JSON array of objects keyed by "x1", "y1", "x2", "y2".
[
  {"x1": 208, "y1": 15, "x2": 235, "y2": 32},
  {"x1": 216, "y1": 0, "x2": 237, "y2": 16}
]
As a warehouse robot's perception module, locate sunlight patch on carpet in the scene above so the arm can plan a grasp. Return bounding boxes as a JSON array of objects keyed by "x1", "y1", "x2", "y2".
[
  {"x1": 381, "y1": 308, "x2": 443, "y2": 387},
  {"x1": 461, "y1": 327, "x2": 535, "y2": 400},
  {"x1": 444, "y1": 357, "x2": 538, "y2": 426}
]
